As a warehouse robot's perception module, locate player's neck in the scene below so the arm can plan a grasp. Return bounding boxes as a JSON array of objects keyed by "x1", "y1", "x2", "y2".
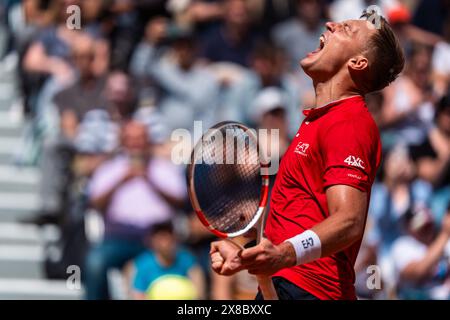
[{"x1": 313, "y1": 75, "x2": 362, "y2": 109}]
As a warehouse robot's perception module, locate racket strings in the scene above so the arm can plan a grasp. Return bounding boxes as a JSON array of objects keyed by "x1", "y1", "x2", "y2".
[{"x1": 193, "y1": 125, "x2": 262, "y2": 234}]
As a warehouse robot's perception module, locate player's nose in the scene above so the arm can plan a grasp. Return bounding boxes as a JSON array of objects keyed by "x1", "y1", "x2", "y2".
[{"x1": 325, "y1": 21, "x2": 338, "y2": 32}]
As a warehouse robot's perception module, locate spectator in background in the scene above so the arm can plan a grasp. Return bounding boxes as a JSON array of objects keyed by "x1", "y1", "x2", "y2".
[
  {"x1": 104, "y1": 70, "x2": 138, "y2": 122},
  {"x1": 19, "y1": 1, "x2": 110, "y2": 170},
  {"x1": 200, "y1": 0, "x2": 259, "y2": 67},
  {"x1": 69, "y1": 68, "x2": 169, "y2": 159},
  {"x1": 22, "y1": 0, "x2": 76, "y2": 71},
  {"x1": 131, "y1": 221, "x2": 205, "y2": 300},
  {"x1": 409, "y1": 94, "x2": 450, "y2": 224},
  {"x1": 176, "y1": 0, "x2": 225, "y2": 37},
  {"x1": 247, "y1": 0, "x2": 296, "y2": 35},
  {"x1": 329, "y1": 0, "x2": 380, "y2": 23},
  {"x1": 272, "y1": 0, "x2": 325, "y2": 71},
  {"x1": 25, "y1": 33, "x2": 108, "y2": 226},
  {"x1": 222, "y1": 42, "x2": 302, "y2": 137},
  {"x1": 23, "y1": 0, "x2": 108, "y2": 83},
  {"x1": 22, "y1": 0, "x2": 83, "y2": 131},
  {"x1": 85, "y1": 121, "x2": 186, "y2": 299},
  {"x1": 54, "y1": 35, "x2": 108, "y2": 140},
  {"x1": 409, "y1": 94, "x2": 450, "y2": 187},
  {"x1": 391, "y1": 205, "x2": 450, "y2": 300},
  {"x1": 130, "y1": 19, "x2": 219, "y2": 131},
  {"x1": 432, "y1": 17, "x2": 450, "y2": 97},
  {"x1": 368, "y1": 145, "x2": 433, "y2": 292},
  {"x1": 106, "y1": 0, "x2": 144, "y2": 70},
  {"x1": 70, "y1": 69, "x2": 139, "y2": 166},
  {"x1": 251, "y1": 87, "x2": 291, "y2": 158},
  {"x1": 380, "y1": 44, "x2": 435, "y2": 149},
  {"x1": 387, "y1": 4, "x2": 442, "y2": 54},
  {"x1": 43, "y1": 109, "x2": 118, "y2": 279},
  {"x1": 412, "y1": 0, "x2": 450, "y2": 36}
]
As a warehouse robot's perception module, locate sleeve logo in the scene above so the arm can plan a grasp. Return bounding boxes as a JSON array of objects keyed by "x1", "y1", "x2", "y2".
[{"x1": 344, "y1": 155, "x2": 365, "y2": 169}]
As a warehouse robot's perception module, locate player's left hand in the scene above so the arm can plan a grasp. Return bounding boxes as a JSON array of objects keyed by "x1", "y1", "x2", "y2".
[{"x1": 240, "y1": 238, "x2": 296, "y2": 276}]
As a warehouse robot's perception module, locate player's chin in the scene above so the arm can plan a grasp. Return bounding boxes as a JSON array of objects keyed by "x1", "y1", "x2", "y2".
[
  {"x1": 300, "y1": 55, "x2": 321, "y2": 74},
  {"x1": 300, "y1": 56, "x2": 313, "y2": 69}
]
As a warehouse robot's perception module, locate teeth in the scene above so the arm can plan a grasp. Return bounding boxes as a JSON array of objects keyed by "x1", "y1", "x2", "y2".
[{"x1": 319, "y1": 36, "x2": 325, "y2": 49}]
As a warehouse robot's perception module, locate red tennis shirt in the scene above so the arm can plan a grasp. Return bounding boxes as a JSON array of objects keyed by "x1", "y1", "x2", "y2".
[{"x1": 265, "y1": 95, "x2": 382, "y2": 300}]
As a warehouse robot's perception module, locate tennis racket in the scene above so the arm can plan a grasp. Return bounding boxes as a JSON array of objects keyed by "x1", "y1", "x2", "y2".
[{"x1": 187, "y1": 121, "x2": 278, "y2": 300}]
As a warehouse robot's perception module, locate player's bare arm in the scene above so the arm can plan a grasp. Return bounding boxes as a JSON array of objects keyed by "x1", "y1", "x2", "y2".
[{"x1": 309, "y1": 185, "x2": 368, "y2": 258}]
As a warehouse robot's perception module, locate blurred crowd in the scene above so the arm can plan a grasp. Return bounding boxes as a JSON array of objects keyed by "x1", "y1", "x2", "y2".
[{"x1": 0, "y1": 0, "x2": 449, "y2": 300}]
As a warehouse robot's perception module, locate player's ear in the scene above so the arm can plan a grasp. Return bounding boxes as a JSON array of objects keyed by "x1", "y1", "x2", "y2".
[
  {"x1": 348, "y1": 55, "x2": 371, "y2": 93},
  {"x1": 348, "y1": 55, "x2": 369, "y2": 71}
]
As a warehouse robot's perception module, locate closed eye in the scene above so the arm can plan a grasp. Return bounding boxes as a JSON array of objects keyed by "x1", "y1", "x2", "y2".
[{"x1": 343, "y1": 23, "x2": 352, "y2": 35}]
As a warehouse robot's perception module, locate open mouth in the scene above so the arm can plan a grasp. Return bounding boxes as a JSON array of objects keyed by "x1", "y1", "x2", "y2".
[
  {"x1": 309, "y1": 34, "x2": 326, "y2": 55},
  {"x1": 319, "y1": 34, "x2": 325, "y2": 50}
]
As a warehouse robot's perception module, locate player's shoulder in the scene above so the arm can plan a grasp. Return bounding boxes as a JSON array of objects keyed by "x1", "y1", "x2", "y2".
[
  {"x1": 318, "y1": 100, "x2": 381, "y2": 154},
  {"x1": 323, "y1": 99, "x2": 379, "y2": 134},
  {"x1": 336, "y1": 96, "x2": 374, "y2": 119}
]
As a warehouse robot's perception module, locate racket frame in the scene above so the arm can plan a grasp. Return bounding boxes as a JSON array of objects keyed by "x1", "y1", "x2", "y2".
[
  {"x1": 187, "y1": 121, "x2": 278, "y2": 300},
  {"x1": 187, "y1": 121, "x2": 270, "y2": 239}
]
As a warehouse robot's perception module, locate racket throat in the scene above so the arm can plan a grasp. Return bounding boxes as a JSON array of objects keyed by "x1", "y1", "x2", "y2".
[{"x1": 255, "y1": 210, "x2": 267, "y2": 244}]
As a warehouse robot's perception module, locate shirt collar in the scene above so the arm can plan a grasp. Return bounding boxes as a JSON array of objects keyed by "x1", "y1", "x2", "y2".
[{"x1": 302, "y1": 95, "x2": 364, "y2": 119}]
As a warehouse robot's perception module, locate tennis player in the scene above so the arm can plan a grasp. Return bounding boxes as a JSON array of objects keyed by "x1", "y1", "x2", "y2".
[{"x1": 210, "y1": 12, "x2": 405, "y2": 300}]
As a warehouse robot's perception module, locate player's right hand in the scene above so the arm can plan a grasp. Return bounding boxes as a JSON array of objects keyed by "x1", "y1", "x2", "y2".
[{"x1": 210, "y1": 240, "x2": 244, "y2": 276}]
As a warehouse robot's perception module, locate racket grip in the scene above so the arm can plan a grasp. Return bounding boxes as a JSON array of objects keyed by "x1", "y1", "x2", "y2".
[{"x1": 256, "y1": 275, "x2": 278, "y2": 300}]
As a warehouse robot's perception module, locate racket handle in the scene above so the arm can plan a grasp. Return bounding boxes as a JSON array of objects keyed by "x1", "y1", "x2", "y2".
[{"x1": 256, "y1": 275, "x2": 278, "y2": 300}]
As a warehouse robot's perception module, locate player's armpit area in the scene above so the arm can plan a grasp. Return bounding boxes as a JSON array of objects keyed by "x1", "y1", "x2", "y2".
[{"x1": 311, "y1": 185, "x2": 368, "y2": 258}]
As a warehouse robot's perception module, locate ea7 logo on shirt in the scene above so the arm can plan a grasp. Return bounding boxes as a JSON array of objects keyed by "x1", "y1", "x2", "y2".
[
  {"x1": 344, "y1": 155, "x2": 365, "y2": 169},
  {"x1": 294, "y1": 142, "x2": 309, "y2": 156}
]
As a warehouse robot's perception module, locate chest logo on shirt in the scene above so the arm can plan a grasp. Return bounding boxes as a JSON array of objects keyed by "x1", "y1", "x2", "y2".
[
  {"x1": 294, "y1": 142, "x2": 309, "y2": 156},
  {"x1": 344, "y1": 155, "x2": 365, "y2": 169}
]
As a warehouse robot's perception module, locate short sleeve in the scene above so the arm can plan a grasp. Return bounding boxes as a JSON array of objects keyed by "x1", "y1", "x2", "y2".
[{"x1": 321, "y1": 119, "x2": 379, "y2": 192}]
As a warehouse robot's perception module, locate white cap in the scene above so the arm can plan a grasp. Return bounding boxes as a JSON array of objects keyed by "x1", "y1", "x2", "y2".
[{"x1": 251, "y1": 87, "x2": 287, "y2": 122}]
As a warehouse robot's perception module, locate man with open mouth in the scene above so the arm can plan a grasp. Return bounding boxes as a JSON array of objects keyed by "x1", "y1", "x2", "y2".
[{"x1": 209, "y1": 10, "x2": 405, "y2": 300}]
